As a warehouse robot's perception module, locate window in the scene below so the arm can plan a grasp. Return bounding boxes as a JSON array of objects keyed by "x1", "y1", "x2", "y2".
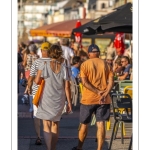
[
  {"x1": 82, "y1": 38, "x2": 92, "y2": 47},
  {"x1": 95, "y1": 38, "x2": 111, "y2": 56},
  {"x1": 101, "y1": 3, "x2": 105, "y2": 9}
]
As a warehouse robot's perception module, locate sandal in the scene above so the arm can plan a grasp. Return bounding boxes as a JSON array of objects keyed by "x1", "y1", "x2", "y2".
[
  {"x1": 35, "y1": 137, "x2": 42, "y2": 145},
  {"x1": 72, "y1": 146, "x2": 82, "y2": 150}
]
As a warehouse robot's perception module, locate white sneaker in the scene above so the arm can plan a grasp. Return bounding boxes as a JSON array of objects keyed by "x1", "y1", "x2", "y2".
[{"x1": 22, "y1": 94, "x2": 29, "y2": 104}]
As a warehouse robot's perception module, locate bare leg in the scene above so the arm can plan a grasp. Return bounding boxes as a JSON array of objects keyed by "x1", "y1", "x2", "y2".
[
  {"x1": 51, "y1": 121, "x2": 59, "y2": 150},
  {"x1": 43, "y1": 120, "x2": 52, "y2": 150},
  {"x1": 34, "y1": 118, "x2": 41, "y2": 138},
  {"x1": 24, "y1": 85, "x2": 28, "y2": 94},
  {"x1": 96, "y1": 121, "x2": 105, "y2": 150},
  {"x1": 77, "y1": 123, "x2": 88, "y2": 149}
]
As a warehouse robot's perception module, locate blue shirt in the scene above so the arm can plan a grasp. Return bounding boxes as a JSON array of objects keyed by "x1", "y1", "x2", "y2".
[
  {"x1": 123, "y1": 64, "x2": 132, "y2": 80},
  {"x1": 71, "y1": 66, "x2": 80, "y2": 78}
]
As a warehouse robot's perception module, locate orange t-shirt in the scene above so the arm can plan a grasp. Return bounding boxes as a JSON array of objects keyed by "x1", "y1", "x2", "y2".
[{"x1": 79, "y1": 58, "x2": 113, "y2": 105}]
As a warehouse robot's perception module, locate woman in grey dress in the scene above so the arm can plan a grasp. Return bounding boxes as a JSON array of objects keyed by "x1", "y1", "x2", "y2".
[{"x1": 34, "y1": 44, "x2": 72, "y2": 150}]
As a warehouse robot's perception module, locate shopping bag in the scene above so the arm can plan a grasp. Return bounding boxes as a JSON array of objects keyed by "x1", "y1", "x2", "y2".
[{"x1": 32, "y1": 79, "x2": 45, "y2": 107}]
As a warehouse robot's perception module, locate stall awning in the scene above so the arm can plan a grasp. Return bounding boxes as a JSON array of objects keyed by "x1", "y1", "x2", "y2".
[{"x1": 30, "y1": 19, "x2": 92, "y2": 38}]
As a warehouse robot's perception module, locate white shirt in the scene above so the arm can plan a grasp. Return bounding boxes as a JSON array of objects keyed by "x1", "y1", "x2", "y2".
[
  {"x1": 37, "y1": 47, "x2": 42, "y2": 58},
  {"x1": 61, "y1": 45, "x2": 74, "y2": 67}
]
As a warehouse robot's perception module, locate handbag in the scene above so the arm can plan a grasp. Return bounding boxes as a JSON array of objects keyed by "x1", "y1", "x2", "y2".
[
  {"x1": 32, "y1": 79, "x2": 45, "y2": 107},
  {"x1": 33, "y1": 61, "x2": 47, "y2": 107},
  {"x1": 25, "y1": 70, "x2": 30, "y2": 80}
]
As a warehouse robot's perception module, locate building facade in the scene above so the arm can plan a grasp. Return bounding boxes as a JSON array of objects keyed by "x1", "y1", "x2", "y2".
[{"x1": 18, "y1": 0, "x2": 132, "y2": 43}]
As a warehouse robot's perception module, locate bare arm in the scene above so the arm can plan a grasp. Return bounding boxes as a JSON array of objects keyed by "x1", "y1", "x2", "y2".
[
  {"x1": 106, "y1": 72, "x2": 114, "y2": 93},
  {"x1": 65, "y1": 80, "x2": 71, "y2": 104},
  {"x1": 22, "y1": 53, "x2": 27, "y2": 67},
  {"x1": 118, "y1": 72, "x2": 129, "y2": 80},
  {"x1": 34, "y1": 70, "x2": 42, "y2": 85},
  {"x1": 27, "y1": 76, "x2": 35, "y2": 95}
]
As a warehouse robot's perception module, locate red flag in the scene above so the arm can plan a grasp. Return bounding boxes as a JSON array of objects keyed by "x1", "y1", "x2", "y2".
[
  {"x1": 75, "y1": 20, "x2": 82, "y2": 48},
  {"x1": 114, "y1": 32, "x2": 125, "y2": 55}
]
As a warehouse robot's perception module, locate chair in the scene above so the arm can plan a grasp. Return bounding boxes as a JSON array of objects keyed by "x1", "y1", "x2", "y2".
[
  {"x1": 124, "y1": 86, "x2": 132, "y2": 99},
  {"x1": 108, "y1": 93, "x2": 132, "y2": 150},
  {"x1": 119, "y1": 80, "x2": 132, "y2": 93},
  {"x1": 114, "y1": 85, "x2": 133, "y2": 136}
]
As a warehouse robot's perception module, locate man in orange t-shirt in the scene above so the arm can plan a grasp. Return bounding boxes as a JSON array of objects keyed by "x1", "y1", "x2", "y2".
[{"x1": 72, "y1": 44, "x2": 114, "y2": 150}]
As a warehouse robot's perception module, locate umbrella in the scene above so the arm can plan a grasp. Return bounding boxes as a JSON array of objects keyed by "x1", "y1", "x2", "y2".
[{"x1": 72, "y1": 2, "x2": 132, "y2": 35}]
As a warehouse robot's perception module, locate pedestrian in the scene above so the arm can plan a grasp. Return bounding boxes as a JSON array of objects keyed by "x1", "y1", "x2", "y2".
[
  {"x1": 18, "y1": 45, "x2": 23, "y2": 94},
  {"x1": 34, "y1": 44, "x2": 72, "y2": 150},
  {"x1": 60, "y1": 38, "x2": 74, "y2": 78},
  {"x1": 72, "y1": 44, "x2": 113, "y2": 150},
  {"x1": 106, "y1": 55, "x2": 114, "y2": 68},
  {"x1": 23, "y1": 44, "x2": 39, "y2": 94},
  {"x1": 78, "y1": 50, "x2": 89, "y2": 62},
  {"x1": 71, "y1": 56, "x2": 81, "y2": 79},
  {"x1": 117, "y1": 56, "x2": 132, "y2": 80},
  {"x1": 27, "y1": 42, "x2": 51, "y2": 145},
  {"x1": 19, "y1": 42, "x2": 27, "y2": 58},
  {"x1": 113, "y1": 58, "x2": 124, "y2": 76},
  {"x1": 73, "y1": 42, "x2": 80, "y2": 56}
]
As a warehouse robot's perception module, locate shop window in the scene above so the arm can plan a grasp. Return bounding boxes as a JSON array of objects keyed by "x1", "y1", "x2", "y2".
[{"x1": 101, "y1": 3, "x2": 105, "y2": 9}]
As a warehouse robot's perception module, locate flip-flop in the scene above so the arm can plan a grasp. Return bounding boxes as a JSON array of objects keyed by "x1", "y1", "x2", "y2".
[
  {"x1": 72, "y1": 146, "x2": 82, "y2": 150},
  {"x1": 35, "y1": 137, "x2": 42, "y2": 145}
]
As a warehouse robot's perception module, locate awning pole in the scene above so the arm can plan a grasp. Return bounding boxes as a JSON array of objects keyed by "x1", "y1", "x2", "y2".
[{"x1": 44, "y1": 37, "x2": 47, "y2": 42}]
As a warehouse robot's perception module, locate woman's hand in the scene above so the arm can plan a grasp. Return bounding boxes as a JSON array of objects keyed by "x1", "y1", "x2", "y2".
[
  {"x1": 67, "y1": 102, "x2": 72, "y2": 114},
  {"x1": 28, "y1": 88, "x2": 32, "y2": 95}
]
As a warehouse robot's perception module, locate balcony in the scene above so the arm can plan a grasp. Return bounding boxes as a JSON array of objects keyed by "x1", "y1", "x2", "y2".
[{"x1": 18, "y1": 15, "x2": 25, "y2": 21}]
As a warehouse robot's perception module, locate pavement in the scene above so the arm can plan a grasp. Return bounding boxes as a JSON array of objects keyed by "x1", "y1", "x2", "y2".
[{"x1": 18, "y1": 84, "x2": 132, "y2": 150}]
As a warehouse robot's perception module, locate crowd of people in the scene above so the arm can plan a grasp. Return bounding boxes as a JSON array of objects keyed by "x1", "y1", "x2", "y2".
[{"x1": 18, "y1": 38, "x2": 132, "y2": 150}]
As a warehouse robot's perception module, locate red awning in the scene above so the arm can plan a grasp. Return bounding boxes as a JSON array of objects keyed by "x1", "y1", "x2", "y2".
[{"x1": 30, "y1": 19, "x2": 92, "y2": 37}]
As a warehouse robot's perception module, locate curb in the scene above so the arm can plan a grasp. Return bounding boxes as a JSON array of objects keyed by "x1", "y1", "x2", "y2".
[
  {"x1": 18, "y1": 136, "x2": 131, "y2": 140},
  {"x1": 18, "y1": 112, "x2": 32, "y2": 118}
]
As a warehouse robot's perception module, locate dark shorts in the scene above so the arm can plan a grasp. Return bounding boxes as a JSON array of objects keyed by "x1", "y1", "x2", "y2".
[{"x1": 80, "y1": 104, "x2": 110, "y2": 124}]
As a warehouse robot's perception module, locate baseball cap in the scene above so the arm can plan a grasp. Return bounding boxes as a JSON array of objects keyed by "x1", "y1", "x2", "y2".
[
  {"x1": 41, "y1": 42, "x2": 51, "y2": 50},
  {"x1": 88, "y1": 44, "x2": 100, "y2": 53}
]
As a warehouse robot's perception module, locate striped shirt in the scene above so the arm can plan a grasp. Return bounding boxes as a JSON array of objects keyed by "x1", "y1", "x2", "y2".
[{"x1": 30, "y1": 58, "x2": 50, "y2": 95}]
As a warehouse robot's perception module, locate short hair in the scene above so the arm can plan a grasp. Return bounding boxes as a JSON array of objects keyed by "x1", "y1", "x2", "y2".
[
  {"x1": 121, "y1": 56, "x2": 130, "y2": 63},
  {"x1": 79, "y1": 50, "x2": 88, "y2": 57},
  {"x1": 20, "y1": 42, "x2": 26, "y2": 49},
  {"x1": 49, "y1": 44, "x2": 62, "y2": 59},
  {"x1": 28, "y1": 41, "x2": 35, "y2": 46},
  {"x1": 60, "y1": 38, "x2": 69, "y2": 46},
  {"x1": 115, "y1": 58, "x2": 122, "y2": 66},
  {"x1": 72, "y1": 56, "x2": 81, "y2": 65}
]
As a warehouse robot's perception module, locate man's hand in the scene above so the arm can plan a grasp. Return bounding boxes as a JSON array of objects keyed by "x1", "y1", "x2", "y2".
[
  {"x1": 97, "y1": 90, "x2": 106, "y2": 96},
  {"x1": 99, "y1": 89, "x2": 109, "y2": 104}
]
